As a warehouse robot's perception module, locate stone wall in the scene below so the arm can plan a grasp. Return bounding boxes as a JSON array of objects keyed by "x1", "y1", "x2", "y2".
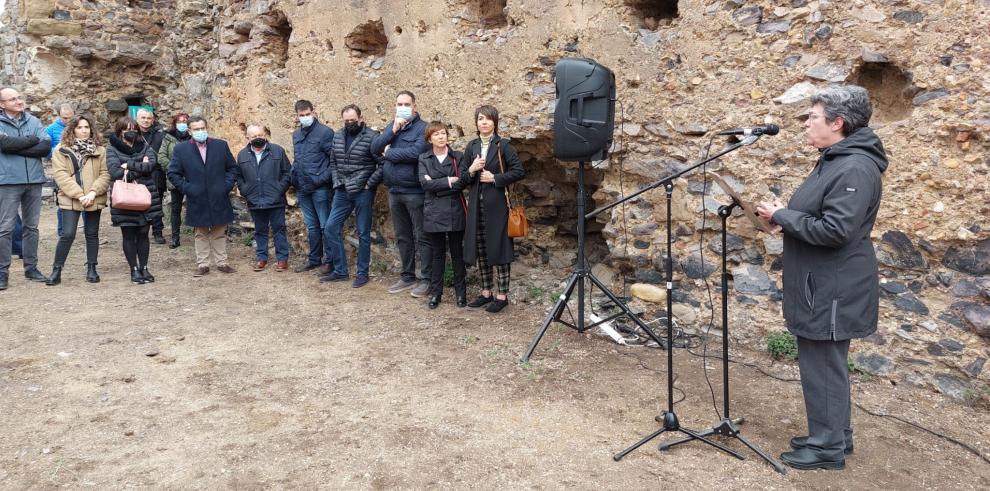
[{"x1": 3, "y1": 0, "x2": 989, "y2": 402}]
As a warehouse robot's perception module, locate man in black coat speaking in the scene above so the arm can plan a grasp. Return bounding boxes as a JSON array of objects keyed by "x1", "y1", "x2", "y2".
[
  {"x1": 167, "y1": 116, "x2": 238, "y2": 277},
  {"x1": 757, "y1": 85, "x2": 888, "y2": 471}
]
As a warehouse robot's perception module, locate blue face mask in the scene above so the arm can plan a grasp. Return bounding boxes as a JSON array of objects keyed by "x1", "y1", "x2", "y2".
[
  {"x1": 395, "y1": 106, "x2": 413, "y2": 120},
  {"x1": 175, "y1": 123, "x2": 188, "y2": 133},
  {"x1": 192, "y1": 130, "x2": 208, "y2": 143},
  {"x1": 299, "y1": 115, "x2": 314, "y2": 128}
]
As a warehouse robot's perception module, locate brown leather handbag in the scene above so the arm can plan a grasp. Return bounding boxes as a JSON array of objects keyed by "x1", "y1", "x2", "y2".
[{"x1": 497, "y1": 141, "x2": 528, "y2": 238}]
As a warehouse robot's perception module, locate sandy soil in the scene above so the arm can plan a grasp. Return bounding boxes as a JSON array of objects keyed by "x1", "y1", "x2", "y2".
[{"x1": 1, "y1": 208, "x2": 989, "y2": 489}]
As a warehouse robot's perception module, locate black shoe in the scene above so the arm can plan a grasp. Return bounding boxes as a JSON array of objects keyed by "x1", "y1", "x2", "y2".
[
  {"x1": 319, "y1": 272, "x2": 349, "y2": 283},
  {"x1": 45, "y1": 265, "x2": 62, "y2": 286},
  {"x1": 141, "y1": 266, "x2": 155, "y2": 283},
  {"x1": 790, "y1": 436, "x2": 853, "y2": 455},
  {"x1": 467, "y1": 295, "x2": 492, "y2": 308},
  {"x1": 153, "y1": 233, "x2": 166, "y2": 244},
  {"x1": 456, "y1": 296, "x2": 467, "y2": 308},
  {"x1": 24, "y1": 267, "x2": 48, "y2": 282},
  {"x1": 485, "y1": 298, "x2": 509, "y2": 313},
  {"x1": 131, "y1": 267, "x2": 146, "y2": 284},
  {"x1": 0, "y1": 273, "x2": 7, "y2": 290},
  {"x1": 779, "y1": 448, "x2": 845, "y2": 471},
  {"x1": 169, "y1": 237, "x2": 180, "y2": 249},
  {"x1": 294, "y1": 262, "x2": 320, "y2": 273},
  {"x1": 429, "y1": 295, "x2": 441, "y2": 309},
  {"x1": 86, "y1": 263, "x2": 100, "y2": 283}
]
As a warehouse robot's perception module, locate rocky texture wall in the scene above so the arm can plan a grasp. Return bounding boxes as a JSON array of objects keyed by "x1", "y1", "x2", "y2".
[{"x1": 3, "y1": 0, "x2": 989, "y2": 403}]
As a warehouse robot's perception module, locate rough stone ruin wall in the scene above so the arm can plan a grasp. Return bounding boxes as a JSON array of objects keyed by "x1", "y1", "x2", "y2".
[{"x1": 3, "y1": 0, "x2": 989, "y2": 402}]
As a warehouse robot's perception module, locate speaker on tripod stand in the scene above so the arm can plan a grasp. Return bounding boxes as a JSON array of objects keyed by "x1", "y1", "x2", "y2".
[{"x1": 522, "y1": 58, "x2": 662, "y2": 362}]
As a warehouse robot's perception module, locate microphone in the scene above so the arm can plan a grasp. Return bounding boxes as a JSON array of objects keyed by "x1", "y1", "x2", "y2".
[{"x1": 716, "y1": 124, "x2": 780, "y2": 136}]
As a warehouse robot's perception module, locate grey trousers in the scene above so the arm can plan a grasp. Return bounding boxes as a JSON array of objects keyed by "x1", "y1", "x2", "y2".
[
  {"x1": 388, "y1": 192, "x2": 431, "y2": 282},
  {"x1": 796, "y1": 336, "x2": 854, "y2": 459},
  {"x1": 0, "y1": 184, "x2": 42, "y2": 274}
]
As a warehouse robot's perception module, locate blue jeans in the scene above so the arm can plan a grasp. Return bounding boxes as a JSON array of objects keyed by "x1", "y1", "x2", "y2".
[
  {"x1": 250, "y1": 207, "x2": 289, "y2": 262},
  {"x1": 296, "y1": 187, "x2": 332, "y2": 266},
  {"x1": 12, "y1": 214, "x2": 23, "y2": 257},
  {"x1": 324, "y1": 187, "x2": 374, "y2": 278}
]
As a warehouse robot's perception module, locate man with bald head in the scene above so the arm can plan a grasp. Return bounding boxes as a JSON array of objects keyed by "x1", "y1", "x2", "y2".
[
  {"x1": 0, "y1": 87, "x2": 52, "y2": 289},
  {"x1": 136, "y1": 108, "x2": 169, "y2": 244},
  {"x1": 234, "y1": 124, "x2": 291, "y2": 271}
]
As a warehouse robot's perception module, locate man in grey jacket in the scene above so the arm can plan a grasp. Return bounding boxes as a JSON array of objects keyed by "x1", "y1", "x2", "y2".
[
  {"x1": 0, "y1": 87, "x2": 52, "y2": 289},
  {"x1": 758, "y1": 85, "x2": 888, "y2": 471}
]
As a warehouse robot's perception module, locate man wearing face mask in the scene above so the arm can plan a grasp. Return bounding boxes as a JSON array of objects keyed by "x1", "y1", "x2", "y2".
[
  {"x1": 167, "y1": 116, "x2": 238, "y2": 277},
  {"x1": 235, "y1": 124, "x2": 291, "y2": 272},
  {"x1": 158, "y1": 112, "x2": 191, "y2": 248},
  {"x1": 289, "y1": 100, "x2": 335, "y2": 274},
  {"x1": 317, "y1": 104, "x2": 381, "y2": 288},
  {"x1": 135, "y1": 108, "x2": 169, "y2": 245},
  {"x1": 370, "y1": 90, "x2": 432, "y2": 297}
]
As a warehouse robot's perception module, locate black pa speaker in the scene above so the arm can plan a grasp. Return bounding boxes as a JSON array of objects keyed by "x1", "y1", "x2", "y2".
[{"x1": 553, "y1": 58, "x2": 616, "y2": 161}]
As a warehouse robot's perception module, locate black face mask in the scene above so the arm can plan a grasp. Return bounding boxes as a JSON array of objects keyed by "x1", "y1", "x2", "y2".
[
  {"x1": 344, "y1": 121, "x2": 363, "y2": 135},
  {"x1": 250, "y1": 138, "x2": 267, "y2": 148},
  {"x1": 123, "y1": 131, "x2": 138, "y2": 142}
]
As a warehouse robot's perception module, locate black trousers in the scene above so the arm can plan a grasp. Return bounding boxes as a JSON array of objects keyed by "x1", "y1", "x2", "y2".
[
  {"x1": 121, "y1": 225, "x2": 150, "y2": 269},
  {"x1": 53, "y1": 209, "x2": 101, "y2": 266},
  {"x1": 169, "y1": 188, "x2": 184, "y2": 240},
  {"x1": 796, "y1": 336, "x2": 853, "y2": 459},
  {"x1": 427, "y1": 230, "x2": 465, "y2": 298}
]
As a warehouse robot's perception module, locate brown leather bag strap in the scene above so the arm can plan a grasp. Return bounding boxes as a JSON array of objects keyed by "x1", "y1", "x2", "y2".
[{"x1": 497, "y1": 140, "x2": 511, "y2": 209}]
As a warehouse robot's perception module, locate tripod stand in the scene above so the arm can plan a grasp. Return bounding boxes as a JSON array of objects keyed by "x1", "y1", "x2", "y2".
[
  {"x1": 656, "y1": 200, "x2": 787, "y2": 474},
  {"x1": 521, "y1": 161, "x2": 663, "y2": 363}
]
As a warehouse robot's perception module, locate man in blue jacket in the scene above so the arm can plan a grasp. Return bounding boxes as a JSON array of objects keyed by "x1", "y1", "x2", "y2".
[
  {"x1": 370, "y1": 90, "x2": 432, "y2": 298},
  {"x1": 167, "y1": 116, "x2": 238, "y2": 277},
  {"x1": 46, "y1": 103, "x2": 74, "y2": 237},
  {"x1": 235, "y1": 124, "x2": 292, "y2": 272},
  {"x1": 289, "y1": 100, "x2": 335, "y2": 274},
  {"x1": 0, "y1": 87, "x2": 51, "y2": 289}
]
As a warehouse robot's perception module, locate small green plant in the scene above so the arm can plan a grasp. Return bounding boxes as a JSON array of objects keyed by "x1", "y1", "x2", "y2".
[
  {"x1": 443, "y1": 262, "x2": 455, "y2": 288},
  {"x1": 461, "y1": 334, "x2": 479, "y2": 345},
  {"x1": 526, "y1": 285, "x2": 547, "y2": 303},
  {"x1": 766, "y1": 331, "x2": 797, "y2": 361},
  {"x1": 847, "y1": 359, "x2": 868, "y2": 376},
  {"x1": 241, "y1": 234, "x2": 254, "y2": 247},
  {"x1": 371, "y1": 258, "x2": 390, "y2": 276}
]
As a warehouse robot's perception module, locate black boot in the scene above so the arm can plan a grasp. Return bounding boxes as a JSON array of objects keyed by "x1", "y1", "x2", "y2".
[
  {"x1": 86, "y1": 263, "x2": 100, "y2": 283},
  {"x1": 169, "y1": 236, "x2": 180, "y2": 249},
  {"x1": 153, "y1": 232, "x2": 166, "y2": 245},
  {"x1": 45, "y1": 265, "x2": 62, "y2": 286},
  {"x1": 131, "y1": 266, "x2": 146, "y2": 284},
  {"x1": 141, "y1": 266, "x2": 155, "y2": 283}
]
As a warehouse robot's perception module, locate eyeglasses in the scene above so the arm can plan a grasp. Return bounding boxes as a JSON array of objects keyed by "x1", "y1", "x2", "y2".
[{"x1": 0, "y1": 96, "x2": 23, "y2": 102}]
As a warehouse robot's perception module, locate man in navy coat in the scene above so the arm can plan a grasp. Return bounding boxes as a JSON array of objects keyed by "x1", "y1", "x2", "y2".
[{"x1": 167, "y1": 116, "x2": 238, "y2": 277}]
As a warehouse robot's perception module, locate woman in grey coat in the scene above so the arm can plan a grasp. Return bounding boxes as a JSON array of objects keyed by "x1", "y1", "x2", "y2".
[{"x1": 757, "y1": 85, "x2": 888, "y2": 471}]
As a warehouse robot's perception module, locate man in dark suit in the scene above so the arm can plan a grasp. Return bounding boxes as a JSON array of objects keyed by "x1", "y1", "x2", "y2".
[{"x1": 167, "y1": 116, "x2": 238, "y2": 277}]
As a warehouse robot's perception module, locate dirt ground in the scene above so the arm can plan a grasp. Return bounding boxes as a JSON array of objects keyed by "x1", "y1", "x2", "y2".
[{"x1": 2, "y1": 207, "x2": 989, "y2": 489}]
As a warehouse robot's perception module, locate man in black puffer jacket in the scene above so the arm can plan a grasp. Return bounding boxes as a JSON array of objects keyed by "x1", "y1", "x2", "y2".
[
  {"x1": 318, "y1": 104, "x2": 380, "y2": 288},
  {"x1": 370, "y1": 90, "x2": 431, "y2": 297},
  {"x1": 235, "y1": 124, "x2": 291, "y2": 272}
]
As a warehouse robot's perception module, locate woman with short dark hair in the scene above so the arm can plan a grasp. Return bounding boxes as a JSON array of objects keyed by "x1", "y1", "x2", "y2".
[
  {"x1": 107, "y1": 116, "x2": 163, "y2": 284},
  {"x1": 757, "y1": 85, "x2": 888, "y2": 471},
  {"x1": 419, "y1": 121, "x2": 467, "y2": 309},
  {"x1": 459, "y1": 105, "x2": 525, "y2": 313},
  {"x1": 46, "y1": 115, "x2": 110, "y2": 285}
]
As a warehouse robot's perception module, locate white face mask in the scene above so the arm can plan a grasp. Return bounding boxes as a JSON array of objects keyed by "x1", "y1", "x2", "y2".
[
  {"x1": 299, "y1": 115, "x2": 314, "y2": 128},
  {"x1": 395, "y1": 107, "x2": 413, "y2": 120}
]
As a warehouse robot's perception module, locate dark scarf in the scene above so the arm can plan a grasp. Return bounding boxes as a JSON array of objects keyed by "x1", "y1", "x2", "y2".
[
  {"x1": 69, "y1": 138, "x2": 96, "y2": 159},
  {"x1": 109, "y1": 134, "x2": 146, "y2": 156}
]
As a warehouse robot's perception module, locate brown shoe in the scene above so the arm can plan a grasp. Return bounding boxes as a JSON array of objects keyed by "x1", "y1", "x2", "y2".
[
  {"x1": 318, "y1": 263, "x2": 332, "y2": 275},
  {"x1": 217, "y1": 264, "x2": 237, "y2": 274},
  {"x1": 275, "y1": 260, "x2": 288, "y2": 271},
  {"x1": 253, "y1": 260, "x2": 268, "y2": 272},
  {"x1": 193, "y1": 266, "x2": 209, "y2": 277}
]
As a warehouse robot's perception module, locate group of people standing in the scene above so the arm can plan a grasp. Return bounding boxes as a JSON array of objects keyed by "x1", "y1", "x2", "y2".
[{"x1": 0, "y1": 87, "x2": 525, "y2": 313}]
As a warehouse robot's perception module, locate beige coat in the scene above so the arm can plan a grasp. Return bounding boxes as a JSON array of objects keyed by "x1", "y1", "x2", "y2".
[{"x1": 52, "y1": 145, "x2": 111, "y2": 211}]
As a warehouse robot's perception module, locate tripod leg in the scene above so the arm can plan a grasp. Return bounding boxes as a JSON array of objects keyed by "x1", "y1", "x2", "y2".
[
  {"x1": 658, "y1": 427, "x2": 715, "y2": 451},
  {"x1": 613, "y1": 428, "x2": 669, "y2": 461},
  {"x1": 521, "y1": 273, "x2": 580, "y2": 363},
  {"x1": 734, "y1": 433, "x2": 788, "y2": 474},
  {"x1": 678, "y1": 428, "x2": 745, "y2": 460},
  {"x1": 587, "y1": 273, "x2": 666, "y2": 348}
]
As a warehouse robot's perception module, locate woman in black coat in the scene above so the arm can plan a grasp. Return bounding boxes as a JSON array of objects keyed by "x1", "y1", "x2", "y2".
[
  {"x1": 757, "y1": 85, "x2": 888, "y2": 471},
  {"x1": 458, "y1": 105, "x2": 525, "y2": 313},
  {"x1": 106, "y1": 116, "x2": 163, "y2": 284},
  {"x1": 418, "y1": 121, "x2": 467, "y2": 309}
]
